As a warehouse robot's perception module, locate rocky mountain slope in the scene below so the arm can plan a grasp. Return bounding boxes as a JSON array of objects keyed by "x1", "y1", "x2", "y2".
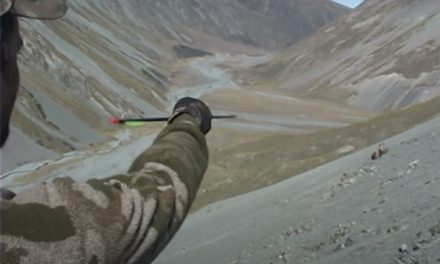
[
  {"x1": 3, "y1": 0, "x2": 439, "y2": 201},
  {"x1": 8, "y1": 0, "x2": 348, "y2": 156},
  {"x1": 155, "y1": 114, "x2": 440, "y2": 264},
  {"x1": 126, "y1": 0, "x2": 348, "y2": 51},
  {"x1": 14, "y1": 0, "x2": 173, "y2": 153},
  {"x1": 192, "y1": 96, "x2": 440, "y2": 209},
  {"x1": 246, "y1": 0, "x2": 440, "y2": 111},
  {"x1": 1, "y1": 1, "x2": 440, "y2": 262}
]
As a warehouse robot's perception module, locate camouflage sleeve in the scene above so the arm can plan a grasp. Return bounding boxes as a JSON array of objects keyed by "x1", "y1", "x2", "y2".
[{"x1": 0, "y1": 114, "x2": 209, "y2": 264}]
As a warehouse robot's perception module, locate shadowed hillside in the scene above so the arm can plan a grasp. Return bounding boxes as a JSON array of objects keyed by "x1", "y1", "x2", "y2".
[{"x1": 126, "y1": 0, "x2": 348, "y2": 51}]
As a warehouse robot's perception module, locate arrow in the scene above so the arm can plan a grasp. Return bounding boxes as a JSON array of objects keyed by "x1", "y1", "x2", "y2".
[{"x1": 110, "y1": 115, "x2": 236, "y2": 126}]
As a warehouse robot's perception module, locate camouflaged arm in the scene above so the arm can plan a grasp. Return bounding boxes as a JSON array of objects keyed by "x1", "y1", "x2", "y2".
[
  {"x1": 88, "y1": 113, "x2": 209, "y2": 261},
  {"x1": 128, "y1": 113, "x2": 209, "y2": 202},
  {"x1": 88, "y1": 113, "x2": 209, "y2": 262},
  {"x1": 0, "y1": 114, "x2": 208, "y2": 264}
]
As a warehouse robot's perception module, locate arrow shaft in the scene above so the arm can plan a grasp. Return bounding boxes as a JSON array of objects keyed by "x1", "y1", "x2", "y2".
[{"x1": 117, "y1": 115, "x2": 236, "y2": 124}]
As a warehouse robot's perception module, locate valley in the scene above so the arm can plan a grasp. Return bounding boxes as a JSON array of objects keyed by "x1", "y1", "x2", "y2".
[{"x1": 1, "y1": 0, "x2": 440, "y2": 262}]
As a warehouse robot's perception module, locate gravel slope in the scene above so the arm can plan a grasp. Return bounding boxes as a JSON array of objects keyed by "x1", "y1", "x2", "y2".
[{"x1": 155, "y1": 116, "x2": 440, "y2": 264}]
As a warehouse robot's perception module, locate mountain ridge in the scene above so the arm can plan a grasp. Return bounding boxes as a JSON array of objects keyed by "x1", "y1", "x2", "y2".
[
  {"x1": 124, "y1": 0, "x2": 349, "y2": 51},
  {"x1": 8, "y1": 0, "x2": 349, "y2": 158},
  {"x1": 244, "y1": 0, "x2": 440, "y2": 111}
]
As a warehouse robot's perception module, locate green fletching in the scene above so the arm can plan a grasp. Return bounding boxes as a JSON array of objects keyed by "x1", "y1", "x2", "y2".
[{"x1": 123, "y1": 121, "x2": 146, "y2": 127}]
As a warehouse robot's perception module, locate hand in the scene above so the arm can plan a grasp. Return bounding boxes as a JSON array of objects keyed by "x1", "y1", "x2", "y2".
[
  {"x1": 169, "y1": 97, "x2": 212, "y2": 134},
  {"x1": 0, "y1": 188, "x2": 16, "y2": 200}
]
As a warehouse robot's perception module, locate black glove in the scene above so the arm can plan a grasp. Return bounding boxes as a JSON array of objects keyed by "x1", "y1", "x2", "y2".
[
  {"x1": 169, "y1": 97, "x2": 212, "y2": 134},
  {"x1": 0, "y1": 188, "x2": 16, "y2": 200}
]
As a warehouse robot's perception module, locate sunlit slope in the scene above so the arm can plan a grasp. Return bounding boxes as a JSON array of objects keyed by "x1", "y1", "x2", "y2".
[
  {"x1": 157, "y1": 110, "x2": 440, "y2": 264},
  {"x1": 193, "y1": 96, "x2": 440, "y2": 210},
  {"x1": 14, "y1": 0, "x2": 173, "y2": 152},
  {"x1": 245, "y1": 0, "x2": 440, "y2": 111},
  {"x1": 7, "y1": 0, "x2": 440, "y2": 216},
  {"x1": 10, "y1": 0, "x2": 348, "y2": 154}
]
